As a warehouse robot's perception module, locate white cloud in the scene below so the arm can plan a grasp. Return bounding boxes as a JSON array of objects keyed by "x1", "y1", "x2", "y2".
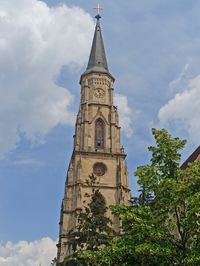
[
  {"x1": 114, "y1": 93, "x2": 138, "y2": 138},
  {"x1": 158, "y1": 74, "x2": 200, "y2": 143},
  {"x1": 169, "y1": 63, "x2": 189, "y2": 90},
  {"x1": 0, "y1": 0, "x2": 94, "y2": 158},
  {"x1": 0, "y1": 237, "x2": 57, "y2": 266}
]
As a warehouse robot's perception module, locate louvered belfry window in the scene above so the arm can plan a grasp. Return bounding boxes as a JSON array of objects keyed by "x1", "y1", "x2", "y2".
[{"x1": 95, "y1": 118, "x2": 104, "y2": 148}]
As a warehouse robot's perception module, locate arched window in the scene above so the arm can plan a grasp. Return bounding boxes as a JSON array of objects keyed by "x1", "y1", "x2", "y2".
[{"x1": 95, "y1": 118, "x2": 104, "y2": 148}]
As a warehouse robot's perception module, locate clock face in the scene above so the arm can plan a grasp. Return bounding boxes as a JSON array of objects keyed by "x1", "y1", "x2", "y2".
[
  {"x1": 94, "y1": 88, "x2": 105, "y2": 98},
  {"x1": 93, "y1": 163, "x2": 106, "y2": 176}
]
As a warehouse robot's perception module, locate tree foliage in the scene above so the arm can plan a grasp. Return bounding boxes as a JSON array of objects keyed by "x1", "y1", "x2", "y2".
[{"x1": 79, "y1": 128, "x2": 200, "y2": 265}]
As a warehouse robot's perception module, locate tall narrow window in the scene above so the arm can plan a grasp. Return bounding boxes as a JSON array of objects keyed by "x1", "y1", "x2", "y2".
[{"x1": 95, "y1": 118, "x2": 104, "y2": 148}]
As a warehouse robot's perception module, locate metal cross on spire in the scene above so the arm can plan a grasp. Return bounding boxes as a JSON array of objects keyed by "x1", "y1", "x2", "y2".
[{"x1": 94, "y1": 3, "x2": 103, "y2": 19}]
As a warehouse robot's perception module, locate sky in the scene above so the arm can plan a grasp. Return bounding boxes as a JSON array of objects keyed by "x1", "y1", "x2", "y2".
[{"x1": 1, "y1": 0, "x2": 200, "y2": 265}]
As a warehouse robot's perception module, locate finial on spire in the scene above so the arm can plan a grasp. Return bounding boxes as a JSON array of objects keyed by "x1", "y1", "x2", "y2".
[{"x1": 94, "y1": 3, "x2": 103, "y2": 20}]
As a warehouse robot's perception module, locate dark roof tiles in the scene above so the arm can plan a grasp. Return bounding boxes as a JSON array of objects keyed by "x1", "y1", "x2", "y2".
[
  {"x1": 86, "y1": 18, "x2": 108, "y2": 73},
  {"x1": 181, "y1": 146, "x2": 200, "y2": 169},
  {"x1": 81, "y1": 16, "x2": 114, "y2": 80}
]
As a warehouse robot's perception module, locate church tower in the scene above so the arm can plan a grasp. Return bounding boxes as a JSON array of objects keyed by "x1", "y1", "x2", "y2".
[{"x1": 57, "y1": 10, "x2": 131, "y2": 262}]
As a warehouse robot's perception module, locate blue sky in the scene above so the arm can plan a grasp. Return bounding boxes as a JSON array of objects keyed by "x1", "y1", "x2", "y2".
[{"x1": 1, "y1": 0, "x2": 200, "y2": 265}]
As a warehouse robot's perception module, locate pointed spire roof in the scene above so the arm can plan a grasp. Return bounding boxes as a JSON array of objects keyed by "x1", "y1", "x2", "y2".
[
  {"x1": 86, "y1": 15, "x2": 108, "y2": 72},
  {"x1": 81, "y1": 13, "x2": 114, "y2": 80}
]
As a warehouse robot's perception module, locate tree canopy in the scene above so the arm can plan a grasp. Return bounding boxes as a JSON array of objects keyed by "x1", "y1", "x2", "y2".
[{"x1": 78, "y1": 128, "x2": 200, "y2": 266}]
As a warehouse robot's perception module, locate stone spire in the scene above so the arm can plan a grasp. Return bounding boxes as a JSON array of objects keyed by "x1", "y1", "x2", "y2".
[{"x1": 83, "y1": 12, "x2": 110, "y2": 76}]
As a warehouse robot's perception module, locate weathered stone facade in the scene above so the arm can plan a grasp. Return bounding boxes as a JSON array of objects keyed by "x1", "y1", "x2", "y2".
[{"x1": 57, "y1": 15, "x2": 131, "y2": 262}]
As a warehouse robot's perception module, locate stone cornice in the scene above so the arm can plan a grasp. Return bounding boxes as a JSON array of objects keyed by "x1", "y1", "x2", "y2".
[
  {"x1": 66, "y1": 181, "x2": 130, "y2": 192},
  {"x1": 72, "y1": 149, "x2": 126, "y2": 159}
]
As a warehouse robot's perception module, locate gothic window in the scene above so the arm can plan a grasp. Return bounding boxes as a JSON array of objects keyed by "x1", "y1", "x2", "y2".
[{"x1": 95, "y1": 118, "x2": 104, "y2": 148}]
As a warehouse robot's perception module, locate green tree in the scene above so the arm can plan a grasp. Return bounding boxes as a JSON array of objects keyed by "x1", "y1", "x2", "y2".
[
  {"x1": 60, "y1": 174, "x2": 114, "y2": 265},
  {"x1": 80, "y1": 128, "x2": 200, "y2": 265}
]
